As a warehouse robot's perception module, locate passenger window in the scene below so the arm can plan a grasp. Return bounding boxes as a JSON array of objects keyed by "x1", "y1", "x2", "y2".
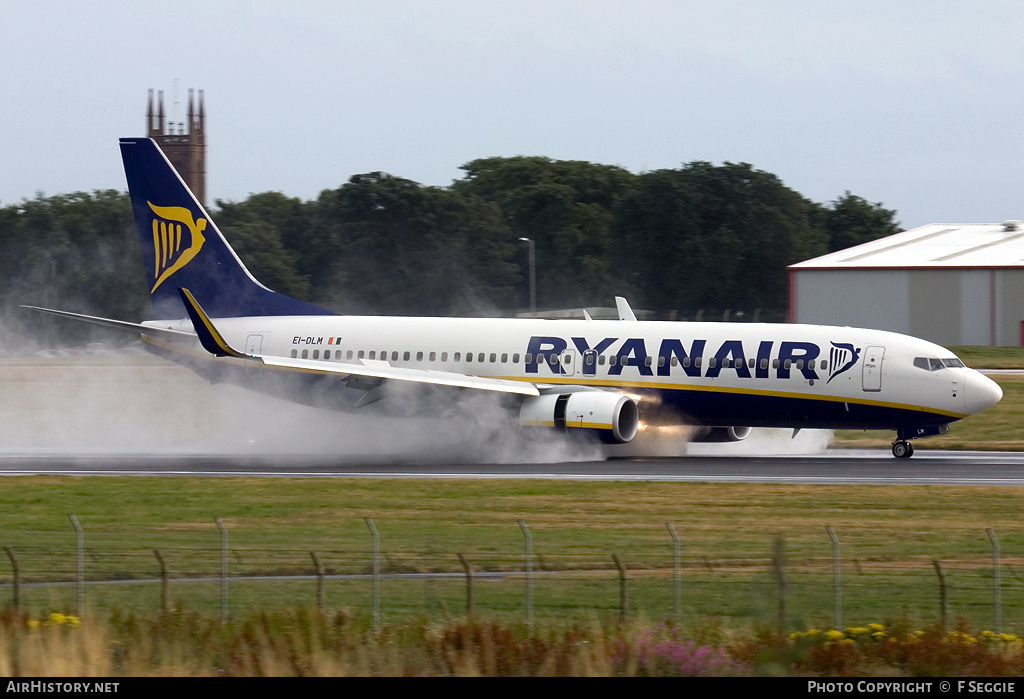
[
  {"x1": 671, "y1": 357, "x2": 678, "y2": 367},
  {"x1": 748, "y1": 358, "x2": 755, "y2": 369},
  {"x1": 585, "y1": 354, "x2": 594, "y2": 366},
  {"x1": 454, "y1": 352, "x2": 461, "y2": 361},
  {"x1": 550, "y1": 354, "x2": 559, "y2": 365},
  {"x1": 501, "y1": 353, "x2": 508, "y2": 363},
  {"x1": 708, "y1": 357, "x2": 717, "y2": 369},
  {"x1": 820, "y1": 361, "x2": 827, "y2": 371},
  {"x1": 369, "y1": 351, "x2": 376, "y2": 360},
  {"x1": 760, "y1": 358, "x2": 768, "y2": 370},
  {"x1": 734, "y1": 358, "x2": 743, "y2": 369},
  {"x1": 645, "y1": 356, "x2": 653, "y2": 366},
  {"x1": 795, "y1": 359, "x2": 803, "y2": 370},
  {"x1": 466, "y1": 353, "x2": 473, "y2": 363},
  {"x1": 784, "y1": 359, "x2": 792, "y2": 369},
  {"x1": 658, "y1": 356, "x2": 666, "y2": 367},
  {"x1": 695, "y1": 357, "x2": 702, "y2": 368},
  {"x1": 599, "y1": 355, "x2": 606, "y2": 365},
  {"x1": 681, "y1": 357, "x2": 689, "y2": 368},
  {"x1": 291, "y1": 349, "x2": 297, "y2": 359},
  {"x1": 417, "y1": 351, "x2": 424, "y2": 361},
  {"x1": 303, "y1": 350, "x2": 310, "y2": 359},
  {"x1": 324, "y1": 350, "x2": 331, "y2": 360},
  {"x1": 609, "y1": 356, "x2": 617, "y2": 366},
  {"x1": 524, "y1": 353, "x2": 531, "y2": 364},
  {"x1": 346, "y1": 350, "x2": 354, "y2": 360},
  {"x1": 478, "y1": 353, "x2": 485, "y2": 362},
  {"x1": 404, "y1": 351, "x2": 411, "y2": 361},
  {"x1": 512, "y1": 353, "x2": 520, "y2": 363},
  {"x1": 489, "y1": 353, "x2": 496, "y2": 363},
  {"x1": 772, "y1": 359, "x2": 779, "y2": 369},
  {"x1": 313, "y1": 350, "x2": 320, "y2": 360},
  {"x1": 429, "y1": 352, "x2": 436, "y2": 361}
]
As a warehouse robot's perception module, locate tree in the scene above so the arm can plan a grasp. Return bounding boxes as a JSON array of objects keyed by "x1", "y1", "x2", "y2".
[
  {"x1": 317, "y1": 172, "x2": 519, "y2": 315},
  {"x1": 455, "y1": 157, "x2": 638, "y2": 309},
  {"x1": 612, "y1": 163, "x2": 828, "y2": 313},
  {"x1": 819, "y1": 192, "x2": 901, "y2": 252}
]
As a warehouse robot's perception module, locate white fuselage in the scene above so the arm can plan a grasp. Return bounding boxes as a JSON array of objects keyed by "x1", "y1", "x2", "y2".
[{"x1": 142, "y1": 315, "x2": 1003, "y2": 432}]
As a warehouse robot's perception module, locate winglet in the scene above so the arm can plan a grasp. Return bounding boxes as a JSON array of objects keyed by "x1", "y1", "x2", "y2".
[
  {"x1": 178, "y1": 288, "x2": 249, "y2": 358},
  {"x1": 615, "y1": 296, "x2": 638, "y2": 322}
]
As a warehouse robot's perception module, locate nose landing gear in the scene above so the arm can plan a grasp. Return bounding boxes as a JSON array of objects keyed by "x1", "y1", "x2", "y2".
[{"x1": 891, "y1": 424, "x2": 950, "y2": 458}]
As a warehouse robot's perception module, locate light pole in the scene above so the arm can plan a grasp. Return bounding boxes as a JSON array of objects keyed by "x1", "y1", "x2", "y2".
[{"x1": 518, "y1": 237, "x2": 536, "y2": 314}]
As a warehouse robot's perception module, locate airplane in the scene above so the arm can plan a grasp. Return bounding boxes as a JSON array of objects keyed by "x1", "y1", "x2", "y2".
[{"x1": 22, "y1": 138, "x2": 1004, "y2": 459}]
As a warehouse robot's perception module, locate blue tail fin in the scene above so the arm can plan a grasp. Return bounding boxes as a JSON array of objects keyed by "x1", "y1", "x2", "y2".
[{"x1": 119, "y1": 137, "x2": 333, "y2": 319}]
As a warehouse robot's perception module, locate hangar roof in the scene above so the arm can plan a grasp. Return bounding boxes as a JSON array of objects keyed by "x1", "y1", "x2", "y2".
[{"x1": 790, "y1": 222, "x2": 1024, "y2": 270}]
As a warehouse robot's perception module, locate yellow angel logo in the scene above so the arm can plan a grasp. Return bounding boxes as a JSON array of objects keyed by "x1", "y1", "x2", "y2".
[{"x1": 148, "y1": 202, "x2": 207, "y2": 292}]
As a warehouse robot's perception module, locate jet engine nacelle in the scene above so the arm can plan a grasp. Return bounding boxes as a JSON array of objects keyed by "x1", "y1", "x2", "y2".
[
  {"x1": 692, "y1": 426, "x2": 753, "y2": 442},
  {"x1": 519, "y1": 391, "x2": 639, "y2": 444}
]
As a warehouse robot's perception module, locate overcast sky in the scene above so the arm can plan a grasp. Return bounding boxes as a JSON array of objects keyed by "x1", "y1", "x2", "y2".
[{"x1": 3, "y1": 1, "x2": 1022, "y2": 229}]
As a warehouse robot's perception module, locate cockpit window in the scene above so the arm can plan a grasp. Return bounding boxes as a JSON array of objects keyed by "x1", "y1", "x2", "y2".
[{"x1": 914, "y1": 357, "x2": 963, "y2": 371}]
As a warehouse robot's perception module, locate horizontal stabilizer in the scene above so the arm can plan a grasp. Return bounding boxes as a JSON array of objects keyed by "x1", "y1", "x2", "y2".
[{"x1": 20, "y1": 305, "x2": 194, "y2": 340}]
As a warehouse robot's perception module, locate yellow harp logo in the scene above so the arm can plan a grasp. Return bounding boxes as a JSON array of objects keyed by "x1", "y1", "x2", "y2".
[{"x1": 148, "y1": 202, "x2": 207, "y2": 293}]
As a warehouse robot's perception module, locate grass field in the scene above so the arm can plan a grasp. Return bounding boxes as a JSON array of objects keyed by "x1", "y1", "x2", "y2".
[{"x1": 1, "y1": 477, "x2": 1023, "y2": 634}]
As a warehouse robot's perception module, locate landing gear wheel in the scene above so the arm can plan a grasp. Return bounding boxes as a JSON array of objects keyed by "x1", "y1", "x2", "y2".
[{"x1": 891, "y1": 440, "x2": 914, "y2": 459}]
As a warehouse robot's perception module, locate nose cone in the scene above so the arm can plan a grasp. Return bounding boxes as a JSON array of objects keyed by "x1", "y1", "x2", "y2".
[{"x1": 965, "y1": 371, "x2": 1003, "y2": 415}]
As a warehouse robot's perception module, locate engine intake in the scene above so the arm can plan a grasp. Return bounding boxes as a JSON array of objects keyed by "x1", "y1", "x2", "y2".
[{"x1": 519, "y1": 392, "x2": 639, "y2": 444}]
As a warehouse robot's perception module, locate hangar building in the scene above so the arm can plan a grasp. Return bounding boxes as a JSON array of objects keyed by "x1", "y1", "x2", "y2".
[{"x1": 788, "y1": 222, "x2": 1024, "y2": 347}]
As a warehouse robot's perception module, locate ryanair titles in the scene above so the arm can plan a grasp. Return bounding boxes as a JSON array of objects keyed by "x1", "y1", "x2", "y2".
[{"x1": 526, "y1": 336, "x2": 861, "y2": 383}]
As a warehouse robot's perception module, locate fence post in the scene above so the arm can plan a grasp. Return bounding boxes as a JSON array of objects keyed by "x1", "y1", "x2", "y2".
[
  {"x1": 772, "y1": 535, "x2": 786, "y2": 633},
  {"x1": 215, "y1": 517, "x2": 227, "y2": 624},
  {"x1": 153, "y1": 549, "x2": 170, "y2": 612},
  {"x1": 932, "y1": 559, "x2": 948, "y2": 630},
  {"x1": 311, "y1": 551, "x2": 325, "y2": 613},
  {"x1": 458, "y1": 553, "x2": 475, "y2": 617},
  {"x1": 666, "y1": 522, "x2": 680, "y2": 624},
  {"x1": 68, "y1": 514, "x2": 83, "y2": 615},
  {"x1": 518, "y1": 519, "x2": 533, "y2": 629},
  {"x1": 987, "y1": 528, "x2": 1001, "y2": 633},
  {"x1": 613, "y1": 553, "x2": 628, "y2": 621},
  {"x1": 365, "y1": 517, "x2": 379, "y2": 630},
  {"x1": 5, "y1": 547, "x2": 20, "y2": 610},
  {"x1": 826, "y1": 525, "x2": 841, "y2": 630}
]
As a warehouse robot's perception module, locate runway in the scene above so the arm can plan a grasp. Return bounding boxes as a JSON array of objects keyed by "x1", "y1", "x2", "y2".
[
  {"x1": 1, "y1": 449, "x2": 1023, "y2": 485},
  {"x1": 1, "y1": 357, "x2": 1021, "y2": 485}
]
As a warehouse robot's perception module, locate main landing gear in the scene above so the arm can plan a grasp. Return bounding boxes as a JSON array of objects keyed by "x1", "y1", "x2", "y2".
[{"x1": 891, "y1": 439, "x2": 914, "y2": 459}]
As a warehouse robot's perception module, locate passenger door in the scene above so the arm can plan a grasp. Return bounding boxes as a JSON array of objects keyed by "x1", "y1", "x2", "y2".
[{"x1": 861, "y1": 345, "x2": 884, "y2": 392}]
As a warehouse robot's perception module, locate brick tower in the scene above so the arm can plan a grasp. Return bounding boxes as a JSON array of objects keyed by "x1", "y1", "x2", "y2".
[{"x1": 146, "y1": 88, "x2": 206, "y2": 206}]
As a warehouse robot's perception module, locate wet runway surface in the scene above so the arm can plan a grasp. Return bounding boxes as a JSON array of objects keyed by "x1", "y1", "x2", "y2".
[{"x1": 1, "y1": 449, "x2": 1023, "y2": 485}]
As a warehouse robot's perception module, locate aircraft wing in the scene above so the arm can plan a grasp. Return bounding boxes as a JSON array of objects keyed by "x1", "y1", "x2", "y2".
[{"x1": 178, "y1": 289, "x2": 540, "y2": 398}]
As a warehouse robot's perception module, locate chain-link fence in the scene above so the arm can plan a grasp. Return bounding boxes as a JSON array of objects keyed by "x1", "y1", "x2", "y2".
[{"x1": 2, "y1": 518, "x2": 1022, "y2": 632}]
